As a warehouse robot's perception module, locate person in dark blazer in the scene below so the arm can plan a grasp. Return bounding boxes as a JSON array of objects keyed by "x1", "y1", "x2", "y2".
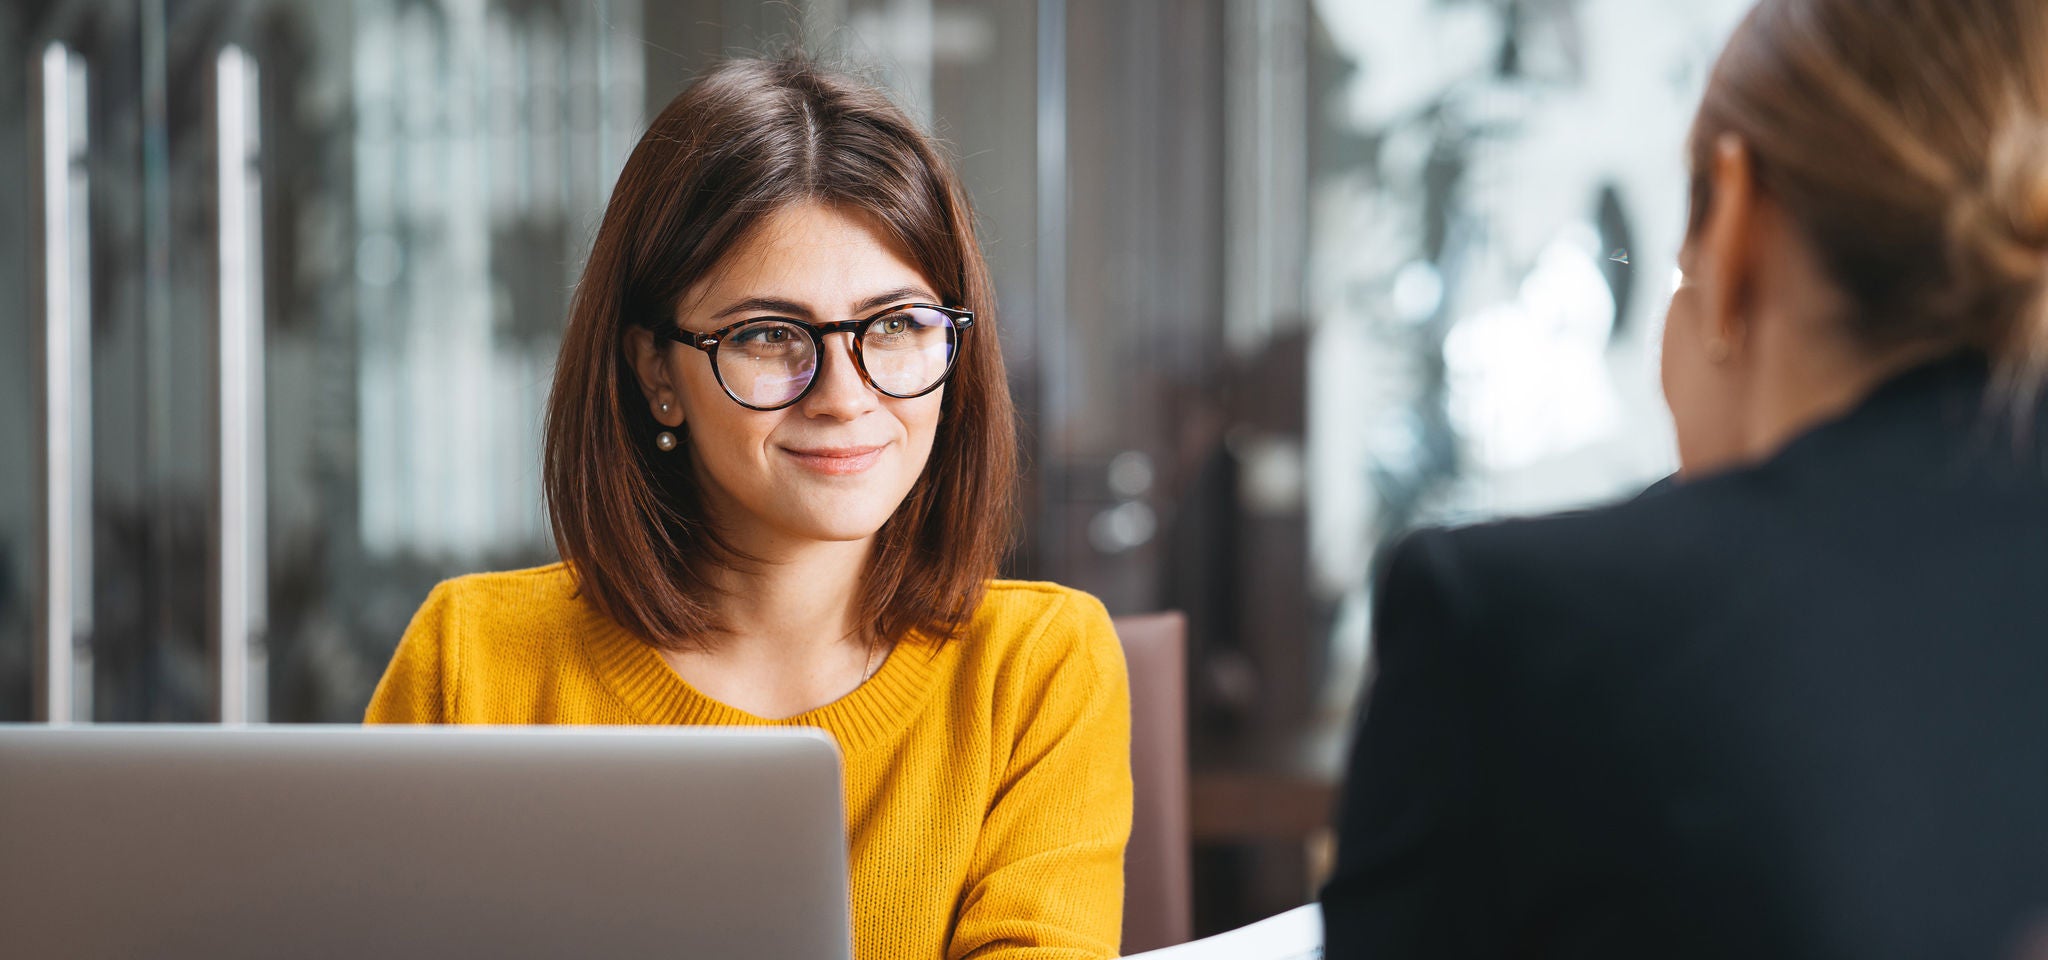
[{"x1": 1321, "y1": 1, "x2": 2048, "y2": 958}]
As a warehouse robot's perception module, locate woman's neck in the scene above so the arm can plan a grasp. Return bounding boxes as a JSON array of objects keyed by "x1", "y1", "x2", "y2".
[
  {"x1": 684, "y1": 459, "x2": 878, "y2": 661},
  {"x1": 706, "y1": 535, "x2": 874, "y2": 660},
  {"x1": 656, "y1": 533, "x2": 879, "y2": 720},
  {"x1": 1742, "y1": 319, "x2": 1952, "y2": 465}
]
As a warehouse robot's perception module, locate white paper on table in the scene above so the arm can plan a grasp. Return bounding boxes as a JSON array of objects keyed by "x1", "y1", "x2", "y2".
[{"x1": 1121, "y1": 903, "x2": 1323, "y2": 959}]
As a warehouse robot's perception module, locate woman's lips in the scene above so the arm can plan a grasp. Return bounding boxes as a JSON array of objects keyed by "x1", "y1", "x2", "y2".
[{"x1": 781, "y1": 444, "x2": 886, "y2": 475}]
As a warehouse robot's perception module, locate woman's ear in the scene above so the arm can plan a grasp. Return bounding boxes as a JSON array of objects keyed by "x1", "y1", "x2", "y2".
[
  {"x1": 623, "y1": 326, "x2": 685, "y2": 428},
  {"x1": 1697, "y1": 134, "x2": 1760, "y2": 363}
]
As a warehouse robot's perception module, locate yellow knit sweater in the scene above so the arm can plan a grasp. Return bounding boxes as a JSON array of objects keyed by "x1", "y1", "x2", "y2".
[{"x1": 365, "y1": 563, "x2": 1132, "y2": 960}]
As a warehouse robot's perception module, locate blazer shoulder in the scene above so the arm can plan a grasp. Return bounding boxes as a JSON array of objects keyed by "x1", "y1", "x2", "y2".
[
  {"x1": 1441, "y1": 473, "x2": 1771, "y2": 582},
  {"x1": 1386, "y1": 476, "x2": 1780, "y2": 661}
]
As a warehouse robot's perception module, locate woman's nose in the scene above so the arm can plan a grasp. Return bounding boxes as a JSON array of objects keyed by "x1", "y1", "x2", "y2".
[{"x1": 798, "y1": 332, "x2": 879, "y2": 419}]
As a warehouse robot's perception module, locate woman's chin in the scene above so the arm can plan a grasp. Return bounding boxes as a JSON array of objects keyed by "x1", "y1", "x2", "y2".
[{"x1": 773, "y1": 507, "x2": 897, "y2": 546}]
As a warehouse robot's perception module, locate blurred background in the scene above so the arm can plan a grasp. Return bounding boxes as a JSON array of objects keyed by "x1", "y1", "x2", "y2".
[{"x1": 1, "y1": 0, "x2": 1749, "y2": 935}]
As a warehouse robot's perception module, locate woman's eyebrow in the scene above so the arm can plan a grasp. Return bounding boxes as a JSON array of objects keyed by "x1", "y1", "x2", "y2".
[
  {"x1": 707, "y1": 287, "x2": 939, "y2": 322},
  {"x1": 708, "y1": 296, "x2": 813, "y2": 321},
  {"x1": 850, "y1": 287, "x2": 938, "y2": 314}
]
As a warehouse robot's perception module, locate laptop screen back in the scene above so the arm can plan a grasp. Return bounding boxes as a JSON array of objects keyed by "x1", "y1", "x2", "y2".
[{"x1": 0, "y1": 725, "x2": 852, "y2": 960}]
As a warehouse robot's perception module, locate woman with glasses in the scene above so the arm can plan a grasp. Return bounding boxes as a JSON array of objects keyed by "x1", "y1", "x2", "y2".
[{"x1": 366, "y1": 58, "x2": 1131, "y2": 960}]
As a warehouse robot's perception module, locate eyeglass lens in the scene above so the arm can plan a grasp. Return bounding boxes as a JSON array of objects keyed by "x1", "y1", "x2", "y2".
[{"x1": 717, "y1": 306, "x2": 958, "y2": 408}]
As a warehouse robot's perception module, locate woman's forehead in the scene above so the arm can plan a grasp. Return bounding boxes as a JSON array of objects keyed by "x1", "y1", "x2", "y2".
[{"x1": 678, "y1": 201, "x2": 937, "y2": 320}]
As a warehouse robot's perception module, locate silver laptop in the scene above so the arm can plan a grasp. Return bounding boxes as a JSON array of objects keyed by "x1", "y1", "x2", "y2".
[{"x1": 0, "y1": 725, "x2": 852, "y2": 959}]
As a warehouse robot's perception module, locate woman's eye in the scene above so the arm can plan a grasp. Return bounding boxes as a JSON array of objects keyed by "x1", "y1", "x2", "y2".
[{"x1": 880, "y1": 318, "x2": 908, "y2": 334}]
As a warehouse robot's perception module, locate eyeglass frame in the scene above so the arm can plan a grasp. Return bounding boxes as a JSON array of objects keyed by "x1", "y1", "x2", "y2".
[{"x1": 661, "y1": 302, "x2": 976, "y2": 411}]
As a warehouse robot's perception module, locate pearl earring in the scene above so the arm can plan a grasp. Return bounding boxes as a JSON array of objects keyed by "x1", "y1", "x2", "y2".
[
  {"x1": 1705, "y1": 337, "x2": 1732, "y2": 363},
  {"x1": 655, "y1": 431, "x2": 678, "y2": 452}
]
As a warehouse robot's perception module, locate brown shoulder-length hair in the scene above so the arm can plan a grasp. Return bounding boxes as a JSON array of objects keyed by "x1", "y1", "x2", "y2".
[
  {"x1": 543, "y1": 57, "x2": 1018, "y2": 651},
  {"x1": 1687, "y1": 0, "x2": 2048, "y2": 392}
]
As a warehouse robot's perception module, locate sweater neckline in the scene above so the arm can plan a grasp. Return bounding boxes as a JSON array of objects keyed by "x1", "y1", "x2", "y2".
[{"x1": 580, "y1": 615, "x2": 948, "y2": 755}]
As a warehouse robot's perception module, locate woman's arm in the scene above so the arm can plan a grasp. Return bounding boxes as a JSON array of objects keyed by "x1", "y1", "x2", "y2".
[
  {"x1": 364, "y1": 582, "x2": 455, "y2": 723},
  {"x1": 949, "y1": 593, "x2": 1134, "y2": 960},
  {"x1": 1321, "y1": 530, "x2": 1505, "y2": 959}
]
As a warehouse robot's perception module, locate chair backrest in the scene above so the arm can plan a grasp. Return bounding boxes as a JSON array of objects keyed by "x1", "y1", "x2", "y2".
[{"x1": 1112, "y1": 611, "x2": 1192, "y2": 954}]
